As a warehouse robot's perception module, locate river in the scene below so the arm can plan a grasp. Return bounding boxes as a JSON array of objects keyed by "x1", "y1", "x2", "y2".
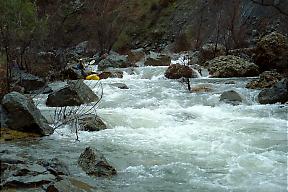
[{"x1": 3, "y1": 66, "x2": 287, "y2": 191}]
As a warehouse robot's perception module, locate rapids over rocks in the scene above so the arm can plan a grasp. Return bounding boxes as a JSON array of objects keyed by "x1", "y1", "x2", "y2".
[{"x1": 2, "y1": 66, "x2": 287, "y2": 192}]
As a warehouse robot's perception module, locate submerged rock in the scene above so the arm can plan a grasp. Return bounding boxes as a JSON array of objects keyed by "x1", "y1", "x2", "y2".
[
  {"x1": 246, "y1": 71, "x2": 283, "y2": 89},
  {"x1": 165, "y1": 64, "x2": 197, "y2": 79},
  {"x1": 2, "y1": 92, "x2": 53, "y2": 136},
  {"x1": 46, "y1": 80, "x2": 99, "y2": 107},
  {"x1": 110, "y1": 83, "x2": 129, "y2": 89},
  {"x1": 191, "y1": 84, "x2": 212, "y2": 93},
  {"x1": 258, "y1": 78, "x2": 288, "y2": 104},
  {"x1": 78, "y1": 147, "x2": 117, "y2": 177},
  {"x1": 220, "y1": 90, "x2": 243, "y2": 105},
  {"x1": 79, "y1": 115, "x2": 107, "y2": 132},
  {"x1": 206, "y1": 55, "x2": 259, "y2": 78}
]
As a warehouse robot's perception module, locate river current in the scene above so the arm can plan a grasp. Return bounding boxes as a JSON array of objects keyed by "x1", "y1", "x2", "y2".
[{"x1": 3, "y1": 66, "x2": 287, "y2": 192}]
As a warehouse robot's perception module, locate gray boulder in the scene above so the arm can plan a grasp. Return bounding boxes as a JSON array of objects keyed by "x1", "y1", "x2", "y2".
[
  {"x1": 78, "y1": 147, "x2": 117, "y2": 177},
  {"x1": 2, "y1": 92, "x2": 53, "y2": 136},
  {"x1": 258, "y1": 78, "x2": 288, "y2": 104},
  {"x1": 79, "y1": 115, "x2": 107, "y2": 132},
  {"x1": 144, "y1": 52, "x2": 171, "y2": 66},
  {"x1": 46, "y1": 80, "x2": 99, "y2": 107},
  {"x1": 220, "y1": 90, "x2": 243, "y2": 105},
  {"x1": 98, "y1": 52, "x2": 133, "y2": 71},
  {"x1": 206, "y1": 55, "x2": 259, "y2": 78}
]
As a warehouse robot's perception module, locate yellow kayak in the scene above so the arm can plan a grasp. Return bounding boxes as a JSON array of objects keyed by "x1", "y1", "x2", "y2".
[{"x1": 86, "y1": 74, "x2": 100, "y2": 80}]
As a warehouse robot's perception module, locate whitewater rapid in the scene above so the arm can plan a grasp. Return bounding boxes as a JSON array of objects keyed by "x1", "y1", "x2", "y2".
[{"x1": 8, "y1": 66, "x2": 288, "y2": 191}]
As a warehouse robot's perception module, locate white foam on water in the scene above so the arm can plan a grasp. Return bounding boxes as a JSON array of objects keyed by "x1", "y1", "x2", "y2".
[{"x1": 36, "y1": 66, "x2": 287, "y2": 191}]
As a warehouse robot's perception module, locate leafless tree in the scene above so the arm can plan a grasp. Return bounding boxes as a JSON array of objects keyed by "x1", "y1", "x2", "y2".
[{"x1": 51, "y1": 80, "x2": 103, "y2": 141}]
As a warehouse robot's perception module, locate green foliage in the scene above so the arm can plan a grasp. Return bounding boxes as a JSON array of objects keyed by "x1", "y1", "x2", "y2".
[{"x1": 0, "y1": 0, "x2": 47, "y2": 47}]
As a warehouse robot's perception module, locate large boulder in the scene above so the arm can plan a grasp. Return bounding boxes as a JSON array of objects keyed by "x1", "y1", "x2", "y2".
[
  {"x1": 2, "y1": 92, "x2": 53, "y2": 136},
  {"x1": 254, "y1": 32, "x2": 288, "y2": 73},
  {"x1": 128, "y1": 48, "x2": 146, "y2": 64},
  {"x1": 205, "y1": 55, "x2": 260, "y2": 78},
  {"x1": 46, "y1": 80, "x2": 98, "y2": 107},
  {"x1": 79, "y1": 115, "x2": 107, "y2": 132},
  {"x1": 246, "y1": 71, "x2": 283, "y2": 89},
  {"x1": 258, "y1": 78, "x2": 288, "y2": 104},
  {"x1": 164, "y1": 64, "x2": 197, "y2": 79},
  {"x1": 98, "y1": 52, "x2": 133, "y2": 71},
  {"x1": 144, "y1": 52, "x2": 171, "y2": 66},
  {"x1": 198, "y1": 43, "x2": 226, "y2": 64},
  {"x1": 78, "y1": 147, "x2": 117, "y2": 177},
  {"x1": 220, "y1": 90, "x2": 243, "y2": 105}
]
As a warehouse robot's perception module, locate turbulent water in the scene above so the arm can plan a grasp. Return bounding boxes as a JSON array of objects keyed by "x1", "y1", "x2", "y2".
[{"x1": 3, "y1": 66, "x2": 288, "y2": 192}]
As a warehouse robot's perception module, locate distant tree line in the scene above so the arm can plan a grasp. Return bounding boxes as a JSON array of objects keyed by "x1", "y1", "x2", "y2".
[{"x1": 0, "y1": 0, "x2": 125, "y2": 97}]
